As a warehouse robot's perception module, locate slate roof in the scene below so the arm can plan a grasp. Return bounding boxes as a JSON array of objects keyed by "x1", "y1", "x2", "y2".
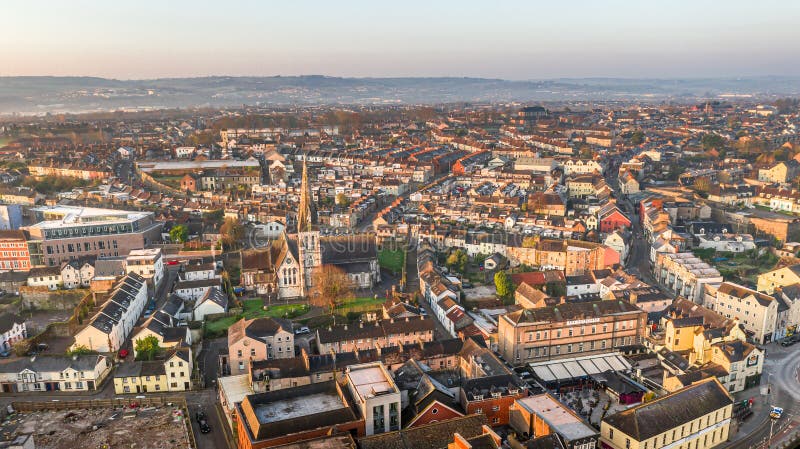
[
  {"x1": 603, "y1": 379, "x2": 732, "y2": 441},
  {"x1": 357, "y1": 415, "x2": 488, "y2": 449}
]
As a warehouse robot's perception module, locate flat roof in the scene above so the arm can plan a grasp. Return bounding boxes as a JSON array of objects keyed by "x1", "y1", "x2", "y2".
[
  {"x1": 347, "y1": 364, "x2": 397, "y2": 400},
  {"x1": 138, "y1": 159, "x2": 260, "y2": 172},
  {"x1": 254, "y1": 391, "x2": 346, "y2": 424},
  {"x1": 218, "y1": 374, "x2": 253, "y2": 406},
  {"x1": 29, "y1": 205, "x2": 150, "y2": 229},
  {"x1": 517, "y1": 394, "x2": 597, "y2": 441}
]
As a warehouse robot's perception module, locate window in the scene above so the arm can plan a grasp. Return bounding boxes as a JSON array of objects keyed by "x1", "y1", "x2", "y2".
[
  {"x1": 625, "y1": 439, "x2": 630, "y2": 449},
  {"x1": 475, "y1": 408, "x2": 482, "y2": 414},
  {"x1": 492, "y1": 405, "x2": 500, "y2": 411},
  {"x1": 609, "y1": 429, "x2": 613, "y2": 439},
  {"x1": 431, "y1": 408, "x2": 438, "y2": 415}
]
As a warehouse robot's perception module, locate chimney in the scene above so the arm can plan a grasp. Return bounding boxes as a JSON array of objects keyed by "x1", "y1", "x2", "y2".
[
  {"x1": 359, "y1": 321, "x2": 364, "y2": 329},
  {"x1": 344, "y1": 324, "x2": 348, "y2": 330},
  {"x1": 405, "y1": 316, "x2": 410, "y2": 322}
]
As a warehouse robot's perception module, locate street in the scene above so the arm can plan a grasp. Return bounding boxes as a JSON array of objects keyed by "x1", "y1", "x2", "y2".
[{"x1": 725, "y1": 341, "x2": 800, "y2": 448}]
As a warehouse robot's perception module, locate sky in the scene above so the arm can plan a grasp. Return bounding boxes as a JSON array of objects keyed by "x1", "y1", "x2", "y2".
[{"x1": 2, "y1": 0, "x2": 799, "y2": 80}]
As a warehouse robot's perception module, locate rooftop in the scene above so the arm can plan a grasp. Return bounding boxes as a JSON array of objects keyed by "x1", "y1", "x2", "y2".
[
  {"x1": 29, "y1": 205, "x2": 151, "y2": 229},
  {"x1": 516, "y1": 394, "x2": 597, "y2": 441},
  {"x1": 347, "y1": 362, "x2": 398, "y2": 400},
  {"x1": 254, "y1": 391, "x2": 345, "y2": 423}
]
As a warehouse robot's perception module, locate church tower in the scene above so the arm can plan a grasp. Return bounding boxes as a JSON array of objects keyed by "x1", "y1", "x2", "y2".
[{"x1": 297, "y1": 159, "x2": 321, "y2": 296}]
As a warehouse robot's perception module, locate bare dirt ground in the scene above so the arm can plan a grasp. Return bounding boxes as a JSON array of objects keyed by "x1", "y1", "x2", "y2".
[{"x1": 1, "y1": 406, "x2": 191, "y2": 448}]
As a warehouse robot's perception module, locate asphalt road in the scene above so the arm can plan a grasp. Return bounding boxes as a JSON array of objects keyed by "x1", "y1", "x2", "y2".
[{"x1": 725, "y1": 341, "x2": 800, "y2": 448}]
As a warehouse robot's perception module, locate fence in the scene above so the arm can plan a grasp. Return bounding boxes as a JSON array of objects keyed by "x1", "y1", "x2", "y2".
[{"x1": 12, "y1": 395, "x2": 188, "y2": 412}]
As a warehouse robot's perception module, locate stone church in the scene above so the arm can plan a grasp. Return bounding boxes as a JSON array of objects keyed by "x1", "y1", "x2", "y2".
[{"x1": 267, "y1": 161, "x2": 381, "y2": 300}]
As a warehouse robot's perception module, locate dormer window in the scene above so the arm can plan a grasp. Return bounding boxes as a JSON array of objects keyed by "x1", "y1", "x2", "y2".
[{"x1": 492, "y1": 392, "x2": 501, "y2": 398}]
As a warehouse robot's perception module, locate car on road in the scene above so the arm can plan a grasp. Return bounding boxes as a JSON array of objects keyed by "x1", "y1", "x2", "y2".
[
  {"x1": 780, "y1": 335, "x2": 798, "y2": 347},
  {"x1": 196, "y1": 411, "x2": 211, "y2": 433},
  {"x1": 0, "y1": 351, "x2": 10, "y2": 358},
  {"x1": 294, "y1": 326, "x2": 310, "y2": 335},
  {"x1": 118, "y1": 349, "x2": 129, "y2": 359},
  {"x1": 167, "y1": 260, "x2": 179, "y2": 266},
  {"x1": 770, "y1": 406, "x2": 783, "y2": 419}
]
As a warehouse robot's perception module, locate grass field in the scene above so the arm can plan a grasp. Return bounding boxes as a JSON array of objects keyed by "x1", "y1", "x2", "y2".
[
  {"x1": 204, "y1": 299, "x2": 309, "y2": 337},
  {"x1": 379, "y1": 249, "x2": 405, "y2": 274},
  {"x1": 335, "y1": 296, "x2": 385, "y2": 314}
]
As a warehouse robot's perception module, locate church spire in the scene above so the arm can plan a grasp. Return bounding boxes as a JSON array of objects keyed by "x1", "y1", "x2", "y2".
[{"x1": 297, "y1": 159, "x2": 315, "y2": 233}]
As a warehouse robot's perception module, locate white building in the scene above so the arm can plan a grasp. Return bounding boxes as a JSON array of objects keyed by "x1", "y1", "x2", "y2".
[
  {"x1": 0, "y1": 355, "x2": 111, "y2": 392},
  {"x1": 654, "y1": 252, "x2": 723, "y2": 303},
  {"x1": 174, "y1": 146, "x2": 196, "y2": 158},
  {"x1": 193, "y1": 286, "x2": 228, "y2": 321},
  {"x1": 704, "y1": 282, "x2": 783, "y2": 344},
  {"x1": 125, "y1": 248, "x2": 164, "y2": 288},
  {"x1": 60, "y1": 261, "x2": 94, "y2": 289},
  {"x1": 72, "y1": 273, "x2": 148, "y2": 353},
  {"x1": 345, "y1": 362, "x2": 401, "y2": 435},
  {"x1": 0, "y1": 313, "x2": 26, "y2": 353}
]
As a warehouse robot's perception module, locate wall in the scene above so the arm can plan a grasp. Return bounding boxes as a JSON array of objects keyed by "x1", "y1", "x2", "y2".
[{"x1": 20, "y1": 288, "x2": 87, "y2": 311}]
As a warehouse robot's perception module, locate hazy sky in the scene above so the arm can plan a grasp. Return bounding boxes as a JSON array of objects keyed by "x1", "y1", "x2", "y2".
[{"x1": 2, "y1": 0, "x2": 799, "y2": 79}]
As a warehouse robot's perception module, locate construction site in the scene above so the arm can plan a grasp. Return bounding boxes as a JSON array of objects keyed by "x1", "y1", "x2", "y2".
[{"x1": 0, "y1": 400, "x2": 193, "y2": 449}]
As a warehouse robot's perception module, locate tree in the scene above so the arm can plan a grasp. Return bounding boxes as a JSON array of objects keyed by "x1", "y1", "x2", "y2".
[
  {"x1": 220, "y1": 217, "x2": 244, "y2": 249},
  {"x1": 446, "y1": 249, "x2": 468, "y2": 273},
  {"x1": 545, "y1": 282, "x2": 566, "y2": 297},
  {"x1": 135, "y1": 335, "x2": 162, "y2": 361},
  {"x1": 309, "y1": 265, "x2": 353, "y2": 314},
  {"x1": 169, "y1": 224, "x2": 188, "y2": 243},
  {"x1": 204, "y1": 209, "x2": 225, "y2": 224},
  {"x1": 693, "y1": 177, "x2": 711, "y2": 193},
  {"x1": 494, "y1": 271, "x2": 515, "y2": 302},
  {"x1": 630, "y1": 130, "x2": 645, "y2": 146},
  {"x1": 336, "y1": 193, "x2": 350, "y2": 206},
  {"x1": 717, "y1": 171, "x2": 732, "y2": 184},
  {"x1": 67, "y1": 345, "x2": 96, "y2": 356},
  {"x1": 700, "y1": 133, "x2": 725, "y2": 151}
]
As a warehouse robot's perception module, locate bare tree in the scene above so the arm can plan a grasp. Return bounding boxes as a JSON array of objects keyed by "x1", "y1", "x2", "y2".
[{"x1": 309, "y1": 265, "x2": 353, "y2": 314}]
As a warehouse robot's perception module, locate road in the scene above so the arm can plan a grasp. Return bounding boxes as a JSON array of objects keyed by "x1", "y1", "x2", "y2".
[{"x1": 725, "y1": 341, "x2": 800, "y2": 449}]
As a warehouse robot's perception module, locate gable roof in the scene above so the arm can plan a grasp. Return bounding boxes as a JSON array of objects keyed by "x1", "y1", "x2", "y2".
[{"x1": 603, "y1": 379, "x2": 732, "y2": 441}]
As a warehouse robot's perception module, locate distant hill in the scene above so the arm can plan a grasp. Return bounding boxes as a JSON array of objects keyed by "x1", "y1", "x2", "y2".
[{"x1": 1, "y1": 75, "x2": 799, "y2": 114}]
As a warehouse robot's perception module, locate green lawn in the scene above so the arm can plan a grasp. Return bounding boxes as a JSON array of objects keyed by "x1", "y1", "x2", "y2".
[
  {"x1": 379, "y1": 249, "x2": 405, "y2": 274},
  {"x1": 335, "y1": 296, "x2": 385, "y2": 314},
  {"x1": 204, "y1": 300, "x2": 309, "y2": 337},
  {"x1": 243, "y1": 300, "x2": 309, "y2": 319}
]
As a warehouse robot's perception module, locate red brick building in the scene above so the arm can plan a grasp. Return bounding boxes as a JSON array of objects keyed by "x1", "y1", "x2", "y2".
[
  {"x1": 235, "y1": 381, "x2": 365, "y2": 449},
  {"x1": 460, "y1": 374, "x2": 528, "y2": 426},
  {"x1": 598, "y1": 205, "x2": 631, "y2": 233},
  {"x1": 0, "y1": 230, "x2": 31, "y2": 271}
]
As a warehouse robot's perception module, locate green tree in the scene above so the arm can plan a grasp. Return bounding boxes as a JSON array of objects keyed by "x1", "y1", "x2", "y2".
[
  {"x1": 446, "y1": 249, "x2": 467, "y2": 273},
  {"x1": 66, "y1": 345, "x2": 96, "y2": 356},
  {"x1": 336, "y1": 193, "x2": 350, "y2": 206},
  {"x1": 630, "y1": 130, "x2": 645, "y2": 146},
  {"x1": 545, "y1": 282, "x2": 566, "y2": 297},
  {"x1": 700, "y1": 133, "x2": 725, "y2": 150},
  {"x1": 494, "y1": 271, "x2": 515, "y2": 303},
  {"x1": 169, "y1": 224, "x2": 188, "y2": 243},
  {"x1": 135, "y1": 335, "x2": 162, "y2": 361}
]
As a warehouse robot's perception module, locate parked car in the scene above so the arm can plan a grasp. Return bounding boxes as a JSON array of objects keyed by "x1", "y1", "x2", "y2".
[
  {"x1": 0, "y1": 351, "x2": 10, "y2": 358},
  {"x1": 118, "y1": 349, "x2": 129, "y2": 359},
  {"x1": 199, "y1": 421, "x2": 211, "y2": 434},
  {"x1": 294, "y1": 326, "x2": 310, "y2": 335}
]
